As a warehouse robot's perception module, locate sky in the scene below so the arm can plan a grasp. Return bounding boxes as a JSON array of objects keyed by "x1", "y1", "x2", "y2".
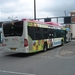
[{"x1": 0, "y1": 0, "x2": 75, "y2": 22}]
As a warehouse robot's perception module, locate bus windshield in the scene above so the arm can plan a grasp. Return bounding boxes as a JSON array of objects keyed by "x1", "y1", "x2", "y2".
[{"x1": 3, "y1": 21, "x2": 23, "y2": 37}]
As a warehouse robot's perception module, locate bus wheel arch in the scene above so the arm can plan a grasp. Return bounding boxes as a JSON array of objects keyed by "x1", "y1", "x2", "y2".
[
  {"x1": 61, "y1": 39, "x2": 64, "y2": 46},
  {"x1": 43, "y1": 42, "x2": 48, "y2": 51}
]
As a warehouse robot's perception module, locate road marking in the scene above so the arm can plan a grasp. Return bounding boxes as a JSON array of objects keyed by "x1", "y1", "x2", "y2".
[{"x1": 0, "y1": 70, "x2": 36, "y2": 75}]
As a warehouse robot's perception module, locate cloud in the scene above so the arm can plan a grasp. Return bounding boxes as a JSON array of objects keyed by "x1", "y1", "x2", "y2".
[
  {"x1": 39, "y1": 0, "x2": 75, "y2": 16},
  {"x1": 0, "y1": 0, "x2": 35, "y2": 21},
  {"x1": 0, "y1": 0, "x2": 75, "y2": 21}
]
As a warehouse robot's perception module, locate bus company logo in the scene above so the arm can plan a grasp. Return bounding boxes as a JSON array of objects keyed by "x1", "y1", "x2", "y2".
[{"x1": 12, "y1": 38, "x2": 18, "y2": 41}]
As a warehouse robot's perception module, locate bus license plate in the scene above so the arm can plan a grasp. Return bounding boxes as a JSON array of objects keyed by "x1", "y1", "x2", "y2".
[{"x1": 11, "y1": 48, "x2": 16, "y2": 50}]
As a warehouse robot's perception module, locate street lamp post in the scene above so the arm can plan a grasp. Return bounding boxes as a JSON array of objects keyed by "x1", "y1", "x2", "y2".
[
  {"x1": 64, "y1": 10, "x2": 66, "y2": 16},
  {"x1": 34, "y1": 0, "x2": 36, "y2": 20},
  {"x1": 64, "y1": 10, "x2": 70, "y2": 16}
]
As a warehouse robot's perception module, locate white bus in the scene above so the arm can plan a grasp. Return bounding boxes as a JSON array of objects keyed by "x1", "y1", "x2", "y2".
[{"x1": 2, "y1": 19, "x2": 65, "y2": 53}]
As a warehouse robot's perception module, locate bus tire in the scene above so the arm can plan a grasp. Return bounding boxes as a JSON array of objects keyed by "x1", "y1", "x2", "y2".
[
  {"x1": 43, "y1": 42, "x2": 47, "y2": 51},
  {"x1": 61, "y1": 40, "x2": 64, "y2": 46}
]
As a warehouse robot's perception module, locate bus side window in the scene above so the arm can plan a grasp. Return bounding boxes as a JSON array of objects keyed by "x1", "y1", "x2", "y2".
[
  {"x1": 49, "y1": 34, "x2": 54, "y2": 38},
  {"x1": 50, "y1": 29, "x2": 54, "y2": 38},
  {"x1": 52, "y1": 34, "x2": 53, "y2": 37},
  {"x1": 54, "y1": 32, "x2": 56, "y2": 38},
  {"x1": 49, "y1": 34, "x2": 51, "y2": 38}
]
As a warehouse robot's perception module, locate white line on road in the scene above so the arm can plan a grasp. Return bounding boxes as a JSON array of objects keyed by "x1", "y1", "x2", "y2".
[{"x1": 0, "y1": 70, "x2": 36, "y2": 75}]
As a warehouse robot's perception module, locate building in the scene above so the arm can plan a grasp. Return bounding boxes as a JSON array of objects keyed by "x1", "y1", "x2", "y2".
[
  {"x1": 66, "y1": 11, "x2": 75, "y2": 39},
  {"x1": 70, "y1": 11, "x2": 75, "y2": 39}
]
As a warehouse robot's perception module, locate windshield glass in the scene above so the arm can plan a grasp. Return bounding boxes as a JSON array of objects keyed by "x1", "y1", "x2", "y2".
[{"x1": 3, "y1": 21, "x2": 23, "y2": 37}]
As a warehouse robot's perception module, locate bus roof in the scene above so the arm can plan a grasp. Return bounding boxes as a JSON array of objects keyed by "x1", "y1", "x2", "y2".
[
  {"x1": 22, "y1": 18, "x2": 63, "y2": 28},
  {"x1": 45, "y1": 22, "x2": 63, "y2": 27}
]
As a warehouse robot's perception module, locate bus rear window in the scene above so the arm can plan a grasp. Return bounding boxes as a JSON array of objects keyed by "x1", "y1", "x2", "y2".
[{"x1": 3, "y1": 21, "x2": 23, "y2": 37}]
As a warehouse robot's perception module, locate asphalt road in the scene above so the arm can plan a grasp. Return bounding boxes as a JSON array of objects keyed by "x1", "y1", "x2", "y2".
[{"x1": 0, "y1": 41, "x2": 75, "y2": 75}]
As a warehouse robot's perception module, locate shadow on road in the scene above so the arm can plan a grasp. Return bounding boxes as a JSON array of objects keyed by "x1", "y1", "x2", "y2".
[
  {"x1": 5, "y1": 51, "x2": 43, "y2": 58},
  {"x1": 4, "y1": 45, "x2": 62, "y2": 58}
]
